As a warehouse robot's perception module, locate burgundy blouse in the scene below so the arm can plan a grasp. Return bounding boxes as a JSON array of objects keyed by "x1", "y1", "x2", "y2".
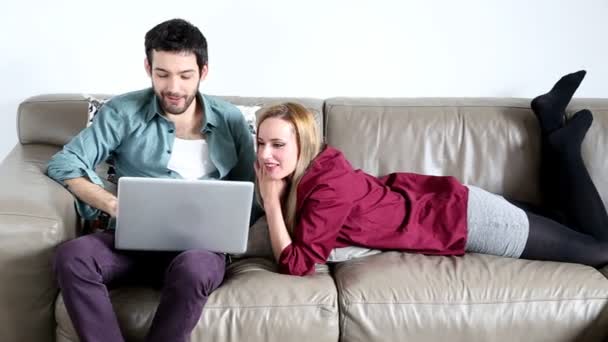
[{"x1": 278, "y1": 146, "x2": 469, "y2": 276}]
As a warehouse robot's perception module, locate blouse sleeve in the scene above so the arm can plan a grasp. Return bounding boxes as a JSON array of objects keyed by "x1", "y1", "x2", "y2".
[{"x1": 278, "y1": 183, "x2": 353, "y2": 276}]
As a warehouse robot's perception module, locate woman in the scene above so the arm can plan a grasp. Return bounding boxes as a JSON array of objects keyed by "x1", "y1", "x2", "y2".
[{"x1": 255, "y1": 70, "x2": 608, "y2": 276}]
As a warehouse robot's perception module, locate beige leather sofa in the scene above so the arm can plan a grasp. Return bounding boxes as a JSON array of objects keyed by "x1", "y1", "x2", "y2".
[{"x1": 2, "y1": 94, "x2": 608, "y2": 342}]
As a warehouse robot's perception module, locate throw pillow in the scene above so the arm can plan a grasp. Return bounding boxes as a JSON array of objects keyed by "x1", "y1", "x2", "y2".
[
  {"x1": 83, "y1": 94, "x2": 111, "y2": 126},
  {"x1": 235, "y1": 105, "x2": 261, "y2": 147}
]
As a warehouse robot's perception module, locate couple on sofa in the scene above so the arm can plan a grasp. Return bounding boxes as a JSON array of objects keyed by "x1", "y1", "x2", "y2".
[{"x1": 46, "y1": 18, "x2": 608, "y2": 342}]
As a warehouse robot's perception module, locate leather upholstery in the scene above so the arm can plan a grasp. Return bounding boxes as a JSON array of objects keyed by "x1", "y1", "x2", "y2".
[
  {"x1": 2, "y1": 94, "x2": 608, "y2": 342},
  {"x1": 334, "y1": 251, "x2": 608, "y2": 342},
  {"x1": 56, "y1": 259, "x2": 337, "y2": 342}
]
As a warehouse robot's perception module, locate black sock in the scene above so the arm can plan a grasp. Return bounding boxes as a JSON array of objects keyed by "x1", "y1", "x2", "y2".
[{"x1": 531, "y1": 70, "x2": 586, "y2": 134}]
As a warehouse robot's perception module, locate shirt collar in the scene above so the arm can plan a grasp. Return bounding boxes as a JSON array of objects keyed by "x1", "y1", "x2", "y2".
[
  {"x1": 145, "y1": 90, "x2": 218, "y2": 131},
  {"x1": 200, "y1": 93, "x2": 219, "y2": 131},
  {"x1": 146, "y1": 91, "x2": 162, "y2": 122}
]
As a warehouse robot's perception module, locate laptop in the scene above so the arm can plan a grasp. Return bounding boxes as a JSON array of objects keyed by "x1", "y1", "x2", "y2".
[{"x1": 115, "y1": 177, "x2": 253, "y2": 253}]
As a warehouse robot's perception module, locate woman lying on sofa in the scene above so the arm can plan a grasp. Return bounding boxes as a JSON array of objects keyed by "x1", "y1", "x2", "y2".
[{"x1": 254, "y1": 70, "x2": 608, "y2": 276}]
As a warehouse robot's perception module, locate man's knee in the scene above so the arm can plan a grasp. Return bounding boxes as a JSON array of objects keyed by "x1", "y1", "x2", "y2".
[
  {"x1": 53, "y1": 235, "x2": 105, "y2": 284},
  {"x1": 166, "y1": 250, "x2": 226, "y2": 295}
]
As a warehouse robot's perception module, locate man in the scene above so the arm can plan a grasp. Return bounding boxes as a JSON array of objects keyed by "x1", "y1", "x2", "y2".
[{"x1": 47, "y1": 18, "x2": 256, "y2": 342}]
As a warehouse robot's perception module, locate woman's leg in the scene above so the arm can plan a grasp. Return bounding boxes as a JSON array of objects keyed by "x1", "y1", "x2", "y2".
[
  {"x1": 467, "y1": 197, "x2": 608, "y2": 267},
  {"x1": 520, "y1": 211, "x2": 608, "y2": 268},
  {"x1": 531, "y1": 71, "x2": 608, "y2": 239},
  {"x1": 146, "y1": 250, "x2": 226, "y2": 342},
  {"x1": 542, "y1": 110, "x2": 608, "y2": 239},
  {"x1": 466, "y1": 190, "x2": 608, "y2": 267}
]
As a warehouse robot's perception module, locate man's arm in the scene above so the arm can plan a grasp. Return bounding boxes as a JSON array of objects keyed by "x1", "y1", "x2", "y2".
[
  {"x1": 226, "y1": 111, "x2": 256, "y2": 182},
  {"x1": 64, "y1": 178, "x2": 118, "y2": 217},
  {"x1": 226, "y1": 108, "x2": 264, "y2": 223},
  {"x1": 47, "y1": 103, "x2": 126, "y2": 220}
]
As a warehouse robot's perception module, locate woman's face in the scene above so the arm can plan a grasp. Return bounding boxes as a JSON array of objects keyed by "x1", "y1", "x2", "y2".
[{"x1": 256, "y1": 117, "x2": 299, "y2": 180}]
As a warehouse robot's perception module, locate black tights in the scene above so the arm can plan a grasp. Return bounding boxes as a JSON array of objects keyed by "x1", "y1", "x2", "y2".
[
  {"x1": 516, "y1": 74, "x2": 608, "y2": 267},
  {"x1": 524, "y1": 212, "x2": 608, "y2": 268},
  {"x1": 512, "y1": 200, "x2": 608, "y2": 268}
]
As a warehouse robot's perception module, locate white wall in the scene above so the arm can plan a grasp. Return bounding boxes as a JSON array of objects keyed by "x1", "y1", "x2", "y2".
[{"x1": 1, "y1": 0, "x2": 607, "y2": 161}]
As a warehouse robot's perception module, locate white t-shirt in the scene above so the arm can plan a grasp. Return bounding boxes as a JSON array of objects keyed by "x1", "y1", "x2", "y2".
[{"x1": 167, "y1": 138, "x2": 217, "y2": 180}]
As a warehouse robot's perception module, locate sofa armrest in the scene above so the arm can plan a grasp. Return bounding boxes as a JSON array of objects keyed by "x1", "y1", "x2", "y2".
[
  {"x1": 600, "y1": 265, "x2": 608, "y2": 279},
  {"x1": 0, "y1": 144, "x2": 78, "y2": 342}
]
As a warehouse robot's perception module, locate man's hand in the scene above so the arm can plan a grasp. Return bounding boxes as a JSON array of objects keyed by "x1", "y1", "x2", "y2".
[{"x1": 65, "y1": 177, "x2": 118, "y2": 217}]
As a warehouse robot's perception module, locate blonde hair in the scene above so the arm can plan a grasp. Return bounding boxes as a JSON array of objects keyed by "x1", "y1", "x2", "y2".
[{"x1": 255, "y1": 102, "x2": 322, "y2": 235}]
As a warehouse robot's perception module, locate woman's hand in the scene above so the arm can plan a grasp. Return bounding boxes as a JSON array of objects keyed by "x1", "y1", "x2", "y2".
[
  {"x1": 254, "y1": 160, "x2": 293, "y2": 262},
  {"x1": 254, "y1": 161, "x2": 287, "y2": 209}
]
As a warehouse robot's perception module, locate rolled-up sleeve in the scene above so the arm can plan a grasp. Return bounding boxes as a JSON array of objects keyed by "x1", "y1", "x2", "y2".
[
  {"x1": 46, "y1": 104, "x2": 125, "y2": 219},
  {"x1": 226, "y1": 109, "x2": 255, "y2": 183},
  {"x1": 278, "y1": 184, "x2": 353, "y2": 276},
  {"x1": 226, "y1": 108, "x2": 262, "y2": 224}
]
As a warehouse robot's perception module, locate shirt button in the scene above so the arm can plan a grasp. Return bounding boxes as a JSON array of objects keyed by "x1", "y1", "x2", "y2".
[
  {"x1": 168, "y1": 129, "x2": 174, "y2": 133},
  {"x1": 167, "y1": 150, "x2": 172, "y2": 154}
]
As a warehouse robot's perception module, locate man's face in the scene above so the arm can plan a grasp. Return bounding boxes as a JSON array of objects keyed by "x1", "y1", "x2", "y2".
[{"x1": 145, "y1": 50, "x2": 208, "y2": 115}]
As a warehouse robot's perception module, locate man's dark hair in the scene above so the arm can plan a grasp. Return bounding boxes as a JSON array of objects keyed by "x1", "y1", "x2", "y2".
[{"x1": 145, "y1": 18, "x2": 208, "y2": 71}]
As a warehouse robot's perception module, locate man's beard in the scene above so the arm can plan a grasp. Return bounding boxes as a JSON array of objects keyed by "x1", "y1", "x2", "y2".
[{"x1": 154, "y1": 84, "x2": 199, "y2": 115}]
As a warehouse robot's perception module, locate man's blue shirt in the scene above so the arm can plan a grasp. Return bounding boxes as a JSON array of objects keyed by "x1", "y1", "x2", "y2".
[{"x1": 47, "y1": 88, "x2": 259, "y2": 222}]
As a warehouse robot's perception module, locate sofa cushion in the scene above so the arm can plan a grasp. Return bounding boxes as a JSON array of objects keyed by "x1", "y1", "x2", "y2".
[
  {"x1": 334, "y1": 251, "x2": 608, "y2": 342},
  {"x1": 55, "y1": 258, "x2": 338, "y2": 342}
]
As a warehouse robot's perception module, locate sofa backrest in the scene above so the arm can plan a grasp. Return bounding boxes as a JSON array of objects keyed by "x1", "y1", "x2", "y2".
[
  {"x1": 16, "y1": 94, "x2": 608, "y2": 206},
  {"x1": 218, "y1": 95, "x2": 324, "y2": 135},
  {"x1": 17, "y1": 94, "x2": 324, "y2": 148},
  {"x1": 324, "y1": 97, "x2": 608, "y2": 205},
  {"x1": 18, "y1": 94, "x2": 100, "y2": 147}
]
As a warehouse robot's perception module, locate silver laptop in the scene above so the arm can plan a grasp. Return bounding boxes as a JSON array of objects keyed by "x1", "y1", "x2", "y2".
[{"x1": 115, "y1": 177, "x2": 253, "y2": 253}]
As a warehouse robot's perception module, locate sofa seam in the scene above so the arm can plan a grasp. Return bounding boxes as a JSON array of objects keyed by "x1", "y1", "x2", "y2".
[
  {"x1": 326, "y1": 104, "x2": 534, "y2": 110},
  {"x1": 328, "y1": 263, "x2": 348, "y2": 342},
  {"x1": 21, "y1": 99, "x2": 88, "y2": 105},
  {"x1": 203, "y1": 303, "x2": 337, "y2": 309},
  {"x1": 341, "y1": 297, "x2": 608, "y2": 306},
  {"x1": 0, "y1": 212, "x2": 65, "y2": 222},
  {"x1": 324, "y1": 102, "x2": 333, "y2": 142},
  {"x1": 324, "y1": 104, "x2": 608, "y2": 112}
]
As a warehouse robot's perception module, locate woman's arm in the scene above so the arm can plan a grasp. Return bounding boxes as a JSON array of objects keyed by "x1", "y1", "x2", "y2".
[
  {"x1": 263, "y1": 197, "x2": 293, "y2": 261},
  {"x1": 256, "y1": 162, "x2": 353, "y2": 276},
  {"x1": 275, "y1": 185, "x2": 352, "y2": 276},
  {"x1": 254, "y1": 161, "x2": 292, "y2": 260}
]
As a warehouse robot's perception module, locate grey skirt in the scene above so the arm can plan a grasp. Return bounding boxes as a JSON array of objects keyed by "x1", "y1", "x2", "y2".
[{"x1": 465, "y1": 185, "x2": 530, "y2": 258}]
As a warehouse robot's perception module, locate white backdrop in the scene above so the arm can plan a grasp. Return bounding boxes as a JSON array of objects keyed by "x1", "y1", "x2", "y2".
[{"x1": 1, "y1": 0, "x2": 607, "y2": 161}]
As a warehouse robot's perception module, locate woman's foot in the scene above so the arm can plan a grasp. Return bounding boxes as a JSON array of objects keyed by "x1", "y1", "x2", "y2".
[
  {"x1": 547, "y1": 109, "x2": 593, "y2": 155},
  {"x1": 531, "y1": 70, "x2": 586, "y2": 135}
]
